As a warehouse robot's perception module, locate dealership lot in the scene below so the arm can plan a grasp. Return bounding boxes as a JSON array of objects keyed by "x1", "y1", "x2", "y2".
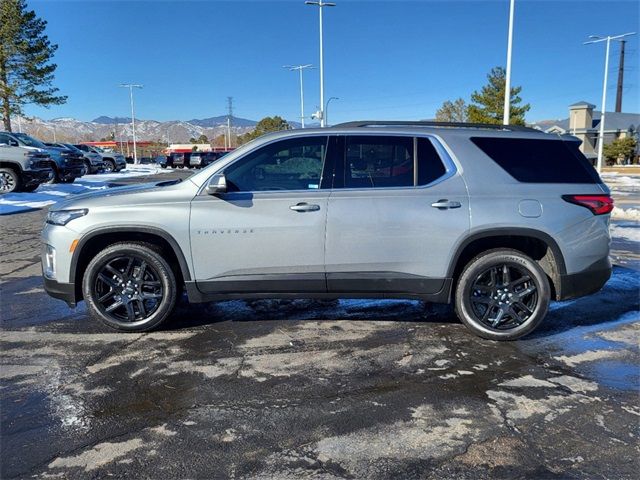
[{"x1": 1, "y1": 169, "x2": 638, "y2": 479}]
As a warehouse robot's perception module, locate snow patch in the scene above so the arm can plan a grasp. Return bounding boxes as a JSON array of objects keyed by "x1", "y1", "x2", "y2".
[
  {"x1": 610, "y1": 224, "x2": 640, "y2": 243},
  {"x1": 611, "y1": 206, "x2": 640, "y2": 221}
]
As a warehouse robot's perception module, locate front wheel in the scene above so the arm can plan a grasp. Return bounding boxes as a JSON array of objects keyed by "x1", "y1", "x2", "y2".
[
  {"x1": 82, "y1": 242, "x2": 178, "y2": 332},
  {"x1": 103, "y1": 160, "x2": 115, "y2": 173},
  {"x1": 454, "y1": 249, "x2": 550, "y2": 341},
  {"x1": 0, "y1": 168, "x2": 20, "y2": 194}
]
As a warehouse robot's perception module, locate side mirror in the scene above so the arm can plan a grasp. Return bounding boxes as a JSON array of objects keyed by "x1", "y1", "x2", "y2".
[{"x1": 206, "y1": 173, "x2": 227, "y2": 195}]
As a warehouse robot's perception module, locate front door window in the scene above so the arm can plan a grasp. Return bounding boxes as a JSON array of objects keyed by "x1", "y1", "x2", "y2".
[{"x1": 224, "y1": 136, "x2": 328, "y2": 192}]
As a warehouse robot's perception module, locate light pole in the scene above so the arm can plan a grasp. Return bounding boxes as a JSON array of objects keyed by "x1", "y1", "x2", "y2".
[
  {"x1": 584, "y1": 32, "x2": 636, "y2": 172},
  {"x1": 119, "y1": 83, "x2": 143, "y2": 164},
  {"x1": 284, "y1": 64, "x2": 314, "y2": 128},
  {"x1": 503, "y1": 0, "x2": 515, "y2": 125},
  {"x1": 325, "y1": 96, "x2": 338, "y2": 126},
  {"x1": 305, "y1": 0, "x2": 335, "y2": 128}
]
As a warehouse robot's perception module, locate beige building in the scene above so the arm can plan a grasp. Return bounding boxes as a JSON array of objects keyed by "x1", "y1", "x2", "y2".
[{"x1": 533, "y1": 101, "x2": 639, "y2": 163}]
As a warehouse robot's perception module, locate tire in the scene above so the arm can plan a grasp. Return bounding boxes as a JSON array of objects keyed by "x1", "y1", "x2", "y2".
[
  {"x1": 84, "y1": 160, "x2": 94, "y2": 174},
  {"x1": 82, "y1": 242, "x2": 178, "y2": 332},
  {"x1": 47, "y1": 166, "x2": 61, "y2": 184},
  {"x1": 454, "y1": 248, "x2": 550, "y2": 341},
  {"x1": 0, "y1": 167, "x2": 21, "y2": 194},
  {"x1": 104, "y1": 160, "x2": 115, "y2": 173},
  {"x1": 60, "y1": 177, "x2": 75, "y2": 184}
]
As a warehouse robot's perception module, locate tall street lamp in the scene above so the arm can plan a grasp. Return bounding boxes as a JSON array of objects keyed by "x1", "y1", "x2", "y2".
[
  {"x1": 283, "y1": 64, "x2": 314, "y2": 128},
  {"x1": 584, "y1": 32, "x2": 636, "y2": 172},
  {"x1": 325, "y1": 96, "x2": 339, "y2": 126},
  {"x1": 119, "y1": 83, "x2": 143, "y2": 164},
  {"x1": 305, "y1": 0, "x2": 335, "y2": 128},
  {"x1": 503, "y1": 0, "x2": 515, "y2": 125}
]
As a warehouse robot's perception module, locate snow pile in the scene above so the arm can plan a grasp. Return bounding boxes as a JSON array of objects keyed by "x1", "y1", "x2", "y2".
[
  {"x1": 0, "y1": 165, "x2": 171, "y2": 215},
  {"x1": 611, "y1": 206, "x2": 640, "y2": 221},
  {"x1": 80, "y1": 164, "x2": 169, "y2": 183},
  {"x1": 610, "y1": 224, "x2": 640, "y2": 243}
]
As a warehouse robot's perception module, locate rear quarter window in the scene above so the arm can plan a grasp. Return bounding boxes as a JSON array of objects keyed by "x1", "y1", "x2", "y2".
[{"x1": 470, "y1": 137, "x2": 601, "y2": 184}]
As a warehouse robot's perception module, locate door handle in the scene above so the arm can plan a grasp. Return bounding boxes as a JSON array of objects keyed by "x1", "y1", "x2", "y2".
[
  {"x1": 431, "y1": 199, "x2": 462, "y2": 210},
  {"x1": 290, "y1": 202, "x2": 321, "y2": 212}
]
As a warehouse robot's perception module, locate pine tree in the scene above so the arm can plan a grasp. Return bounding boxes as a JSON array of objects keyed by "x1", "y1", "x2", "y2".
[
  {"x1": 0, "y1": 0, "x2": 66, "y2": 131},
  {"x1": 467, "y1": 67, "x2": 530, "y2": 125},
  {"x1": 237, "y1": 116, "x2": 291, "y2": 145}
]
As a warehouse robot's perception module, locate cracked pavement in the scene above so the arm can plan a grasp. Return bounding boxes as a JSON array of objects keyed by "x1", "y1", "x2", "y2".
[{"x1": 1, "y1": 170, "x2": 639, "y2": 479}]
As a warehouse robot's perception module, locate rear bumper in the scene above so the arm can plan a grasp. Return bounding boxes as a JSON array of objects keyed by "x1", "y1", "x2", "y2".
[
  {"x1": 43, "y1": 277, "x2": 76, "y2": 307},
  {"x1": 557, "y1": 256, "x2": 612, "y2": 301}
]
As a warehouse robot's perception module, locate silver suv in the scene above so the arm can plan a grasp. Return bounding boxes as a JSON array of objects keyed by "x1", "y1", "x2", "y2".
[{"x1": 41, "y1": 121, "x2": 613, "y2": 340}]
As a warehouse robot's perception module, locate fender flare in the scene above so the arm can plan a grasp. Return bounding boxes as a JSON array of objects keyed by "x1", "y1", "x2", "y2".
[
  {"x1": 446, "y1": 227, "x2": 567, "y2": 277},
  {"x1": 70, "y1": 226, "x2": 192, "y2": 285}
]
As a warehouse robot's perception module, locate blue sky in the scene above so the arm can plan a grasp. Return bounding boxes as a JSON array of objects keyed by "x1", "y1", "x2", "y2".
[{"x1": 27, "y1": 0, "x2": 640, "y2": 124}]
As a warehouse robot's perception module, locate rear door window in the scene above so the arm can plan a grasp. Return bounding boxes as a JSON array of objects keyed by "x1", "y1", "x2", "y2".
[
  {"x1": 339, "y1": 136, "x2": 449, "y2": 189},
  {"x1": 470, "y1": 137, "x2": 600, "y2": 184}
]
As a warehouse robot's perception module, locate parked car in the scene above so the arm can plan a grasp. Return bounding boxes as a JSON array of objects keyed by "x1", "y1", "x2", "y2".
[
  {"x1": 155, "y1": 155, "x2": 168, "y2": 168},
  {"x1": 41, "y1": 121, "x2": 613, "y2": 340},
  {"x1": 0, "y1": 132, "x2": 84, "y2": 184},
  {"x1": 169, "y1": 152, "x2": 190, "y2": 168},
  {"x1": 74, "y1": 144, "x2": 127, "y2": 172},
  {"x1": 189, "y1": 151, "x2": 227, "y2": 169},
  {"x1": 0, "y1": 132, "x2": 53, "y2": 193},
  {"x1": 55, "y1": 143, "x2": 105, "y2": 174}
]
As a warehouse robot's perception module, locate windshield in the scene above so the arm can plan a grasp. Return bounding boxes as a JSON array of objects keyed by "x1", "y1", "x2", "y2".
[{"x1": 14, "y1": 133, "x2": 47, "y2": 149}]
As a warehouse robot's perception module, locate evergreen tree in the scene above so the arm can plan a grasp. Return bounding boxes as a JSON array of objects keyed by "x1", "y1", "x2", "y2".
[
  {"x1": 467, "y1": 67, "x2": 530, "y2": 125},
  {"x1": 603, "y1": 137, "x2": 637, "y2": 165},
  {"x1": 0, "y1": 0, "x2": 66, "y2": 131},
  {"x1": 237, "y1": 116, "x2": 291, "y2": 145}
]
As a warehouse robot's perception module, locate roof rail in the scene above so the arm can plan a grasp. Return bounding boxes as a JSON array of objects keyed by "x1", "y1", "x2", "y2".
[{"x1": 331, "y1": 120, "x2": 539, "y2": 133}]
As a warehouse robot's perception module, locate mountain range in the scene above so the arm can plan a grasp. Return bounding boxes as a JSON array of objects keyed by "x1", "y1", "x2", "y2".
[{"x1": 13, "y1": 115, "x2": 305, "y2": 144}]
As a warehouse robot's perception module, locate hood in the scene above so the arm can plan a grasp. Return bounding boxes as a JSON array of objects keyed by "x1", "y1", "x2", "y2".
[
  {"x1": 52, "y1": 178, "x2": 191, "y2": 211},
  {"x1": 22, "y1": 145, "x2": 47, "y2": 154}
]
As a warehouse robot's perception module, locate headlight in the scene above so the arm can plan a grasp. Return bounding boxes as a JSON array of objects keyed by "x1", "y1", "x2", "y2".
[
  {"x1": 46, "y1": 209, "x2": 88, "y2": 226},
  {"x1": 43, "y1": 245, "x2": 56, "y2": 279}
]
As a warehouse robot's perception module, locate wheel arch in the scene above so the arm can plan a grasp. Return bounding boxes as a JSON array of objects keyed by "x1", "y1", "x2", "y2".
[
  {"x1": 0, "y1": 161, "x2": 23, "y2": 173},
  {"x1": 70, "y1": 226, "x2": 192, "y2": 302},
  {"x1": 448, "y1": 228, "x2": 566, "y2": 300}
]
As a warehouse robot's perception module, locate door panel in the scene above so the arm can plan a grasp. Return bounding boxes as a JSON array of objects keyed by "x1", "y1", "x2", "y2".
[
  {"x1": 325, "y1": 135, "x2": 470, "y2": 294},
  {"x1": 190, "y1": 191, "x2": 328, "y2": 293},
  {"x1": 189, "y1": 135, "x2": 332, "y2": 294}
]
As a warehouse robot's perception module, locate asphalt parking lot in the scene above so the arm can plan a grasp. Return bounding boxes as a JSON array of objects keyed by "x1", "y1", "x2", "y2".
[{"x1": 1, "y1": 170, "x2": 639, "y2": 479}]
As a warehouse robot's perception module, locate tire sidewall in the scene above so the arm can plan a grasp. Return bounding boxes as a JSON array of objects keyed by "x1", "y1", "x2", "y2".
[
  {"x1": 455, "y1": 250, "x2": 550, "y2": 341},
  {"x1": 0, "y1": 168, "x2": 20, "y2": 194},
  {"x1": 82, "y1": 243, "x2": 177, "y2": 332}
]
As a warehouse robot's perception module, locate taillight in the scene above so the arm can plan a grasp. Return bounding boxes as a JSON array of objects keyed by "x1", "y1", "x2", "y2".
[{"x1": 562, "y1": 194, "x2": 614, "y2": 215}]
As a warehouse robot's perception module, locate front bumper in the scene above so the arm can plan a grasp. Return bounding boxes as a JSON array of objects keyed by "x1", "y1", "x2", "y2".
[
  {"x1": 43, "y1": 277, "x2": 77, "y2": 307},
  {"x1": 23, "y1": 168, "x2": 54, "y2": 186},
  {"x1": 59, "y1": 166, "x2": 85, "y2": 180},
  {"x1": 557, "y1": 256, "x2": 612, "y2": 301}
]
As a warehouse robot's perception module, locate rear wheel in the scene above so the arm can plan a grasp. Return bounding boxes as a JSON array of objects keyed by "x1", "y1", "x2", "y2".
[
  {"x1": 0, "y1": 168, "x2": 20, "y2": 194},
  {"x1": 82, "y1": 242, "x2": 178, "y2": 332},
  {"x1": 455, "y1": 249, "x2": 550, "y2": 341}
]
